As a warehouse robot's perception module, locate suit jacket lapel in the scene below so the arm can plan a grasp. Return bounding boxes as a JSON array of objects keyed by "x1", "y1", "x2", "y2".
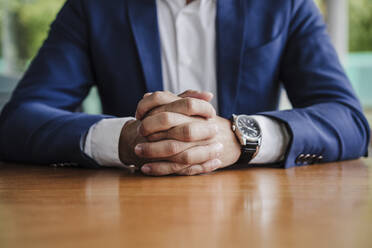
[
  {"x1": 127, "y1": 0, "x2": 247, "y2": 115},
  {"x1": 216, "y1": 0, "x2": 247, "y2": 118},
  {"x1": 127, "y1": 0, "x2": 163, "y2": 93}
]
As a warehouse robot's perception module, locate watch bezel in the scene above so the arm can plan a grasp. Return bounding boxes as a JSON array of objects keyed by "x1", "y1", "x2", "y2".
[{"x1": 232, "y1": 115, "x2": 262, "y2": 145}]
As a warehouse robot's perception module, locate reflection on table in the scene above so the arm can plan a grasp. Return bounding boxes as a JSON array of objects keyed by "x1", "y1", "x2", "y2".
[{"x1": 0, "y1": 158, "x2": 371, "y2": 248}]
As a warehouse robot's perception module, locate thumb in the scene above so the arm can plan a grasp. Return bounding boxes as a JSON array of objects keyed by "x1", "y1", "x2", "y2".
[{"x1": 178, "y1": 90, "x2": 214, "y2": 102}]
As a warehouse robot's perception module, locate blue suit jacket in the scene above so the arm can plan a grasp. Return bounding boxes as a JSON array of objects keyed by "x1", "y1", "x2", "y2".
[{"x1": 0, "y1": 0, "x2": 369, "y2": 168}]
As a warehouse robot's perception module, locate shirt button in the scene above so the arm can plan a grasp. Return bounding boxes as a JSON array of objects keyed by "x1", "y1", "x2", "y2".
[{"x1": 182, "y1": 56, "x2": 192, "y2": 66}]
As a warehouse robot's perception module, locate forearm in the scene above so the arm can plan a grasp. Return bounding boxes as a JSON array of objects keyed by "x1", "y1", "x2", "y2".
[{"x1": 0, "y1": 101, "x2": 112, "y2": 167}]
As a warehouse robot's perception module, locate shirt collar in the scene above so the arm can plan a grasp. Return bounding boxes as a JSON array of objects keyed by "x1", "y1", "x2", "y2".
[{"x1": 160, "y1": 0, "x2": 215, "y2": 8}]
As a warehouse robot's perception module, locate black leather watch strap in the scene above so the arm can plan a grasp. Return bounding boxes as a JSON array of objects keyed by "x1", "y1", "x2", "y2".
[{"x1": 238, "y1": 141, "x2": 259, "y2": 163}]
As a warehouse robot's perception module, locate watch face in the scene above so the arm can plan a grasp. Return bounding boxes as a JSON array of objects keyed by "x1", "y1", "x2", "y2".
[{"x1": 236, "y1": 116, "x2": 261, "y2": 139}]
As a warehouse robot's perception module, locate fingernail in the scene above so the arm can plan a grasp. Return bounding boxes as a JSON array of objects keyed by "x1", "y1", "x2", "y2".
[
  {"x1": 212, "y1": 159, "x2": 222, "y2": 167},
  {"x1": 215, "y1": 143, "x2": 224, "y2": 151},
  {"x1": 206, "y1": 159, "x2": 221, "y2": 170},
  {"x1": 212, "y1": 159, "x2": 222, "y2": 170},
  {"x1": 141, "y1": 165, "x2": 151, "y2": 174},
  {"x1": 138, "y1": 124, "x2": 146, "y2": 136},
  {"x1": 135, "y1": 144, "x2": 143, "y2": 155},
  {"x1": 137, "y1": 124, "x2": 141, "y2": 134},
  {"x1": 213, "y1": 124, "x2": 219, "y2": 133}
]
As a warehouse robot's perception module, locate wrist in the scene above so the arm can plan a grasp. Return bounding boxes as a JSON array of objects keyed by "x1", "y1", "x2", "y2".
[
  {"x1": 230, "y1": 115, "x2": 262, "y2": 164},
  {"x1": 119, "y1": 119, "x2": 141, "y2": 165},
  {"x1": 216, "y1": 116, "x2": 241, "y2": 166},
  {"x1": 228, "y1": 120, "x2": 242, "y2": 164}
]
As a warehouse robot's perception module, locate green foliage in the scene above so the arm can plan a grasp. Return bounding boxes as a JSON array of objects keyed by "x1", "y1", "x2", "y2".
[
  {"x1": 349, "y1": 0, "x2": 372, "y2": 51},
  {"x1": 16, "y1": 0, "x2": 64, "y2": 61},
  {"x1": 1, "y1": 0, "x2": 372, "y2": 70},
  {"x1": 0, "y1": 0, "x2": 64, "y2": 69},
  {"x1": 314, "y1": 0, "x2": 326, "y2": 15},
  {"x1": 315, "y1": 0, "x2": 372, "y2": 52}
]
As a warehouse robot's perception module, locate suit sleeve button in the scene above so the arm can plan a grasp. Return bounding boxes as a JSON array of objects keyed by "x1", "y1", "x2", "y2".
[
  {"x1": 296, "y1": 154, "x2": 305, "y2": 165},
  {"x1": 318, "y1": 156, "x2": 324, "y2": 162},
  {"x1": 310, "y1": 155, "x2": 317, "y2": 164},
  {"x1": 304, "y1": 154, "x2": 311, "y2": 164}
]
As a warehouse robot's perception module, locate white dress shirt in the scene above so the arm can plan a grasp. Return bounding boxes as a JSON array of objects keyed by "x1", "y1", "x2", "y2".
[{"x1": 84, "y1": 0, "x2": 290, "y2": 167}]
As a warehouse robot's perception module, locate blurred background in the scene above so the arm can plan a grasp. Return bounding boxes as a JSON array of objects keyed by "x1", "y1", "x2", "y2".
[{"x1": 0, "y1": 0, "x2": 371, "y2": 126}]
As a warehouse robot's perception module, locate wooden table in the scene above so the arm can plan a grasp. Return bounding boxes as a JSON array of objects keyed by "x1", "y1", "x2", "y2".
[{"x1": 0, "y1": 158, "x2": 371, "y2": 248}]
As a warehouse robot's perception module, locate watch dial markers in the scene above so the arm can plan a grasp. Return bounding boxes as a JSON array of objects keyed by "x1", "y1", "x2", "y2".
[{"x1": 237, "y1": 116, "x2": 260, "y2": 138}]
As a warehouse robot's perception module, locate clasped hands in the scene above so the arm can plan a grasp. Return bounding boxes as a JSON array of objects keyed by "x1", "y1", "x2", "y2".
[{"x1": 119, "y1": 90, "x2": 241, "y2": 176}]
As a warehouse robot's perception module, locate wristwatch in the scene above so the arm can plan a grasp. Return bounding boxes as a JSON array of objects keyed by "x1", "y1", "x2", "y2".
[{"x1": 231, "y1": 114, "x2": 262, "y2": 163}]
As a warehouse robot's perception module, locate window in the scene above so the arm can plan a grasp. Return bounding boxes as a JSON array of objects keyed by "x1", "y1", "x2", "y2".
[{"x1": 0, "y1": 0, "x2": 371, "y2": 125}]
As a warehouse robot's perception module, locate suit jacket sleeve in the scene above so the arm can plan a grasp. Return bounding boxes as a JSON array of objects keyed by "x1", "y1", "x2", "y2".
[
  {"x1": 0, "y1": 0, "x2": 111, "y2": 167},
  {"x1": 260, "y1": 0, "x2": 370, "y2": 168}
]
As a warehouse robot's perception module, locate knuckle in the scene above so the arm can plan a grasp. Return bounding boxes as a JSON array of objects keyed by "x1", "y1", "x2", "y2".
[
  {"x1": 171, "y1": 163, "x2": 183, "y2": 172},
  {"x1": 208, "y1": 103, "x2": 215, "y2": 113},
  {"x1": 184, "y1": 167, "x2": 194, "y2": 176},
  {"x1": 152, "y1": 91, "x2": 164, "y2": 102},
  {"x1": 159, "y1": 112, "x2": 172, "y2": 126},
  {"x1": 182, "y1": 125, "x2": 194, "y2": 141},
  {"x1": 147, "y1": 133, "x2": 160, "y2": 142},
  {"x1": 209, "y1": 123, "x2": 218, "y2": 136},
  {"x1": 167, "y1": 141, "x2": 180, "y2": 155},
  {"x1": 213, "y1": 143, "x2": 223, "y2": 158},
  {"x1": 209, "y1": 147, "x2": 218, "y2": 159},
  {"x1": 140, "y1": 144, "x2": 152, "y2": 157},
  {"x1": 185, "y1": 98, "x2": 196, "y2": 114},
  {"x1": 140, "y1": 121, "x2": 152, "y2": 136},
  {"x1": 137, "y1": 98, "x2": 144, "y2": 108},
  {"x1": 204, "y1": 102, "x2": 215, "y2": 116},
  {"x1": 136, "y1": 100, "x2": 145, "y2": 113},
  {"x1": 152, "y1": 166, "x2": 166, "y2": 175},
  {"x1": 181, "y1": 151, "x2": 193, "y2": 164}
]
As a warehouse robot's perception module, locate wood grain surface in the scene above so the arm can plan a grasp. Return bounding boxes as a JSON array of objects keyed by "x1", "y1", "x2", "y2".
[{"x1": 0, "y1": 158, "x2": 371, "y2": 248}]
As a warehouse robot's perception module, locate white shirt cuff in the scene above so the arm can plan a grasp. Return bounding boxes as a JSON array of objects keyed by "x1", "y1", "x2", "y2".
[
  {"x1": 250, "y1": 115, "x2": 290, "y2": 164},
  {"x1": 84, "y1": 117, "x2": 135, "y2": 167}
]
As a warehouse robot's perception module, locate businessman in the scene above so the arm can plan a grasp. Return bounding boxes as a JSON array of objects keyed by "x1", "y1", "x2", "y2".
[{"x1": 0, "y1": 0, "x2": 370, "y2": 176}]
